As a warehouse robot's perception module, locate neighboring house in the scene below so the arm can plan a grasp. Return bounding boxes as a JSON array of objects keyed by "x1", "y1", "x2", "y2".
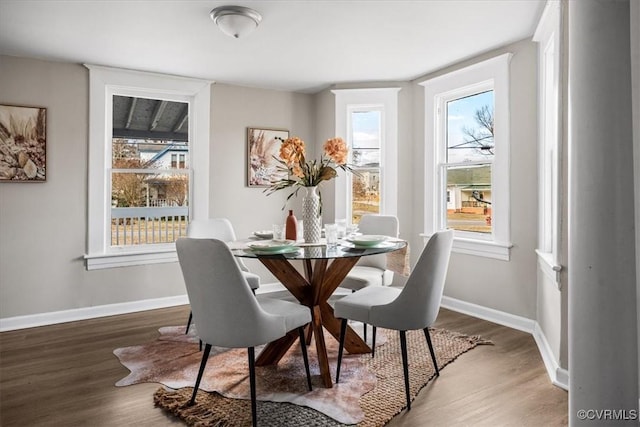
[
  {"x1": 136, "y1": 142, "x2": 189, "y2": 207},
  {"x1": 446, "y1": 166, "x2": 492, "y2": 216}
]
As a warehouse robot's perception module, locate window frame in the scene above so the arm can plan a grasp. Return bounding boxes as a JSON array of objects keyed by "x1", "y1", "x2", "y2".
[
  {"x1": 420, "y1": 53, "x2": 512, "y2": 260},
  {"x1": 533, "y1": 0, "x2": 563, "y2": 286},
  {"x1": 332, "y1": 88, "x2": 400, "y2": 223},
  {"x1": 84, "y1": 65, "x2": 211, "y2": 270}
]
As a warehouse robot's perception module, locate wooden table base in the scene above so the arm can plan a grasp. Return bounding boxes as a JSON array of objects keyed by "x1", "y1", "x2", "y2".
[{"x1": 254, "y1": 255, "x2": 371, "y2": 388}]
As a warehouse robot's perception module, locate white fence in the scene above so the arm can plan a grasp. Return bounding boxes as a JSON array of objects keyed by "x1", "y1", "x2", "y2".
[{"x1": 111, "y1": 206, "x2": 189, "y2": 246}]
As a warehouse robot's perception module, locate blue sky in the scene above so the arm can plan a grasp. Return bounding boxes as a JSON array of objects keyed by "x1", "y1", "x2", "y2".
[{"x1": 447, "y1": 90, "x2": 494, "y2": 163}]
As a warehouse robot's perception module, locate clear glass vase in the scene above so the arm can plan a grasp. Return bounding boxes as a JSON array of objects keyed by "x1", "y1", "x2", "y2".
[{"x1": 302, "y1": 186, "x2": 321, "y2": 243}]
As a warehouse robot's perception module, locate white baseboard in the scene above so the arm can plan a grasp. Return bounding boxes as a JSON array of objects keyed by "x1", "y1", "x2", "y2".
[
  {"x1": 0, "y1": 294, "x2": 189, "y2": 332},
  {"x1": 533, "y1": 323, "x2": 569, "y2": 390},
  {"x1": 441, "y1": 296, "x2": 536, "y2": 333},
  {"x1": 441, "y1": 295, "x2": 569, "y2": 391},
  {"x1": 0, "y1": 281, "x2": 288, "y2": 332}
]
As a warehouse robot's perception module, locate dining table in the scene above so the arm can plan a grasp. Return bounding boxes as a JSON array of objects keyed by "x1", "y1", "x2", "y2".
[{"x1": 233, "y1": 238, "x2": 407, "y2": 388}]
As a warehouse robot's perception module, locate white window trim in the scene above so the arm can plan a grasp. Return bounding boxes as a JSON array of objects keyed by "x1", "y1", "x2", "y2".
[
  {"x1": 84, "y1": 65, "x2": 211, "y2": 270},
  {"x1": 420, "y1": 53, "x2": 512, "y2": 260},
  {"x1": 533, "y1": 0, "x2": 563, "y2": 288},
  {"x1": 332, "y1": 88, "x2": 400, "y2": 222}
]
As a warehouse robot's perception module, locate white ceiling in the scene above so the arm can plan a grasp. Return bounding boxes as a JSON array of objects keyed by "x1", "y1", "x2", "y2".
[{"x1": 0, "y1": 0, "x2": 545, "y2": 93}]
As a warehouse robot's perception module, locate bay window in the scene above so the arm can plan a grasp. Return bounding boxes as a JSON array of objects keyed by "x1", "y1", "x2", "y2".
[
  {"x1": 421, "y1": 54, "x2": 512, "y2": 260},
  {"x1": 333, "y1": 88, "x2": 399, "y2": 224}
]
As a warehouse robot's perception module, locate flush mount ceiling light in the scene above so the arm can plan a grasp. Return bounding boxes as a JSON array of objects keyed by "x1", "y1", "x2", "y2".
[{"x1": 210, "y1": 5, "x2": 262, "y2": 39}]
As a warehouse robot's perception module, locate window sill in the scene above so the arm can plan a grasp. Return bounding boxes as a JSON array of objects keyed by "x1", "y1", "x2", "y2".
[
  {"x1": 84, "y1": 247, "x2": 177, "y2": 270},
  {"x1": 420, "y1": 233, "x2": 512, "y2": 261}
]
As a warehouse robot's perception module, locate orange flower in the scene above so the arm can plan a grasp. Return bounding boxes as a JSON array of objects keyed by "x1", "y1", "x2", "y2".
[
  {"x1": 323, "y1": 137, "x2": 348, "y2": 165},
  {"x1": 279, "y1": 137, "x2": 305, "y2": 166},
  {"x1": 292, "y1": 164, "x2": 304, "y2": 178}
]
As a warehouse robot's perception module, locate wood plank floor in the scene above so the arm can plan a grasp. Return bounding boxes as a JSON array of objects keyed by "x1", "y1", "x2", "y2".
[{"x1": 0, "y1": 306, "x2": 568, "y2": 426}]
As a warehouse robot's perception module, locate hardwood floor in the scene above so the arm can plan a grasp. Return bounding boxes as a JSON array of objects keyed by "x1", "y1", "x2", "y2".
[{"x1": 0, "y1": 306, "x2": 568, "y2": 426}]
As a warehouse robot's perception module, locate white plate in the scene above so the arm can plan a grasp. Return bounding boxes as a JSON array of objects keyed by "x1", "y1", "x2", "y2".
[
  {"x1": 247, "y1": 240, "x2": 296, "y2": 252},
  {"x1": 253, "y1": 230, "x2": 274, "y2": 239},
  {"x1": 346, "y1": 234, "x2": 388, "y2": 247},
  {"x1": 244, "y1": 246, "x2": 300, "y2": 255}
]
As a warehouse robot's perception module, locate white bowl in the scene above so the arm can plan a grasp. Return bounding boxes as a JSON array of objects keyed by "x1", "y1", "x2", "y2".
[
  {"x1": 253, "y1": 230, "x2": 274, "y2": 239},
  {"x1": 347, "y1": 235, "x2": 388, "y2": 247}
]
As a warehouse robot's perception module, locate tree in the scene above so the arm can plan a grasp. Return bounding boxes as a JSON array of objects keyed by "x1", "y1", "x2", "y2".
[
  {"x1": 164, "y1": 175, "x2": 189, "y2": 206},
  {"x1": 111, "y1": 139, "x2": 147, "y2": 207},
  {"x1": 461, "y1": 105, "x2": 494, "y2": 156}
]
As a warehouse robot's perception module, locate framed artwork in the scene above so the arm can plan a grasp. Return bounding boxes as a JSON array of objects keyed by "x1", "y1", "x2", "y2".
[
  {"x1": 247, "y1": 127, "x2": 289, "y2": 187},
  {"x1": 0, "y1": 104, "x2": 47, "y2": 182}
]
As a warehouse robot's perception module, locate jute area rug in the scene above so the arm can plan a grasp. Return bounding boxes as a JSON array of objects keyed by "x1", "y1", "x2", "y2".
[{"x1": 114, "y1": 324, "x2": 490, "y2": 426}]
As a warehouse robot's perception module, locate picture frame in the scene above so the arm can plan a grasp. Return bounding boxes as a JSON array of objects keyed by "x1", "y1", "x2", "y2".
[
  {"x1": 0, "y1": 104, "x2": 47, "y2": 182},
  {"x1": 247, "y1": 127, "x2": 289, "y2": 187}
]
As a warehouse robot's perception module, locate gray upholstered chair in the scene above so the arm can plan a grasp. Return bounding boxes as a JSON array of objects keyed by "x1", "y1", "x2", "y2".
[
  {"x1": 334, "y1": 229, "x2": 454, "y2": 411},
  {"x1": 184, "y1": 218, "x2": 260, "y2": 334},
  {"x1": 339, "y1": 214, "x2": 399, "y2": 341},
  {"x1": 176, "y1": 238, "x2": 312, "y2": 427}
]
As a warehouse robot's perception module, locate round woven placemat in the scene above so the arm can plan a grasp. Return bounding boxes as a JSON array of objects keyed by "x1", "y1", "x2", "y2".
[{"x1": 154, "y1": 327, "x2": 490, "y2": 426}]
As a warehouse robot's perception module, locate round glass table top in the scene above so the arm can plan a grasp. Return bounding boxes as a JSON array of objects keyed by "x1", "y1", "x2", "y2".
[{"x1": 232, "y1": 239, "x2": 406, "y2": 260}]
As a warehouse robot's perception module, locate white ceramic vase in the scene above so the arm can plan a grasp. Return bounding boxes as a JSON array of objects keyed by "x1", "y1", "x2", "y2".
[{"x1": 302, "y1": 186, "x2": 321, "y2": 243}]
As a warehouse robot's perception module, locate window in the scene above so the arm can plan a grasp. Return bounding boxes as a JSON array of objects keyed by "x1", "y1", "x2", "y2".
[
  {"x1": 333, "y1": 88, "x2": 400, "y2": 224},
  {"x1": 533, "y1": 0, "x2": 562, "y2": 285},
  {"x1": 111, "y1": 99, "x2": 190, "y2": 245},
  {"x1": 85, "y1": 65, "x2": 211, "y2": 270},
  {"x1": 444, "y1": 90, "x2": 494, "y2": 234},
  {"x1": 421, "y1": 54, "x2": 512, "y2": 260},
  {"x1": 350, "y1": 109, "x2": 382, "y2": 223}
]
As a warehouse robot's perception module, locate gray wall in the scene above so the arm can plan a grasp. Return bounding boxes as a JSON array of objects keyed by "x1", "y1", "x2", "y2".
[
  {"x1": 0, "y1": 39, "x2": 540, "y2": 323},
  {"x1": 0, "y1": 55, "x2": 313, "y2": 318}
]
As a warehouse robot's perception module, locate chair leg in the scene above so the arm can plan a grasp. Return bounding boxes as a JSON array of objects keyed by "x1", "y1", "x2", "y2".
[
  {"x1": 185, "y1": 311, "x2": 192, "y2": 334},
  {"x1": 248, "y1": 347, "x2": 257, "y2": 427},
  {"x1": 298, "y1": 326, "x2": 313, "y2": 391},
  {"x1": 423, "y1": 327, "x2": 439, "y2": 376},
  {"x1": 336, "y1": 318, "x2": 348, "y2": 383},
  {"x1": 399, "y1": 330, "x2": 411, "y2": 410},
  {"x1": 188, "y1": 343, "x2": 211, "y2": 406},
  {"x1": 372, "y1": 326, "x2": 377, "y2": 358}
]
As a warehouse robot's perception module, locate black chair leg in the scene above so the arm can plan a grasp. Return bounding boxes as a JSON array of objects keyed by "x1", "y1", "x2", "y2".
[
  {"x1": 423, "y1": 327, "x2": 439, "y2": 376},
  {"x1": 188, "y1": 343, "x2": 211, "y2": 405},
  {"x1": 248, "y1": 347, "x2": 257, "y2": 427},
  {"x1": 399, "y1": 330, "x2": 411, "y2": 410},
  {"x1": 336, "y1": 319, "x2": 348, "y2": 383},
  {"x1": 298, "y1": 326, "x2": 313, "y2": 391},
  {"x1": 185, "y1": 311, "x2": 192, "y2": 334},
  {"x1": 372, "y1": 326, "x2": 377, "y2": 358}
]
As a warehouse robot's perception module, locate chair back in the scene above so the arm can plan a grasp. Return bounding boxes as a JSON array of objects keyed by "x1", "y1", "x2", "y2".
[
  {"x1": 176, "y1": 238, "x2": 284, "y2": 348},
  {"x1": 356, "y1": 214, "x2": 399, "y2": 269},
  {"x1": 187, "y1": 218, "x2": 249, "y2": 272},
  {"x1": 371, "y1": 229, "x2": 454, "y2": 330}
]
